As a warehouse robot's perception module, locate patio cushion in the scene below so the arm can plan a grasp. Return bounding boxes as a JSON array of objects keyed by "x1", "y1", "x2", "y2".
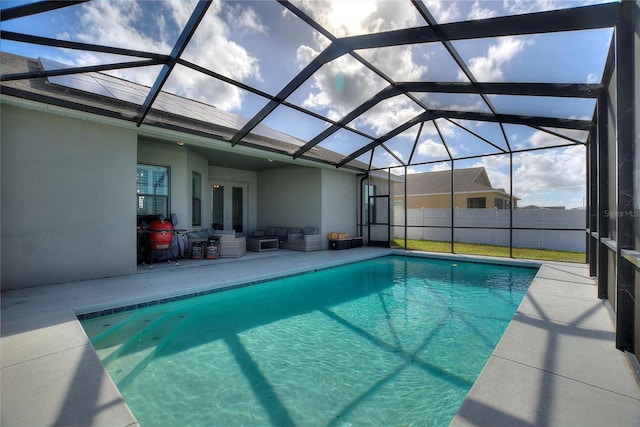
[
  {"x1": 265, "y1": 226, "x2": 276, "y2": 236},
  {"x1": 303, "y1": 226, "x2": 318, "y2": 235},
  {"x1": 290, "y1": 233, "x2": 304, "y2": 242},
  {"x1": 275, "y1": 227, "x2": 288, "y2": 238}
]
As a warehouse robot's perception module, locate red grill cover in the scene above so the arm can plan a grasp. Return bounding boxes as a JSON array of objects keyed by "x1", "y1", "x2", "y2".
[{"x1": 148, "y1": 219, "x2": 174, "y2": 250}]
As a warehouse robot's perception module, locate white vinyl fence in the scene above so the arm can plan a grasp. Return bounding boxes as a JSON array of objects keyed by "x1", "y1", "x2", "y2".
[{"x1": 393, "y1": 208, "x2": 586, "y2": 252}]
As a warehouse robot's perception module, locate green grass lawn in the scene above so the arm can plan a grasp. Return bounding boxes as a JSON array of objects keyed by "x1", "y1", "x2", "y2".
[{"x1": 392, "y1": 238, "x2": 586, "y2": 263}]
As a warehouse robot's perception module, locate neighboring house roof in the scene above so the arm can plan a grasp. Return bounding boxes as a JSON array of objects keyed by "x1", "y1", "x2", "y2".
[
  {"x1": 0, "y1": 52, "x2": 368, "y2": 172},
  {"x1": 405, "y1": 167, "x2": 489, "y2": 194},
  {"x1": 402, "y1": 167, "x2": 517, "y2": 199}
]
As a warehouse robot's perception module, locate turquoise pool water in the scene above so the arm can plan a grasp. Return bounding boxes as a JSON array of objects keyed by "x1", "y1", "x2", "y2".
[{"x1": 81, "y1": 255, "x2": 537, "y2": 427}]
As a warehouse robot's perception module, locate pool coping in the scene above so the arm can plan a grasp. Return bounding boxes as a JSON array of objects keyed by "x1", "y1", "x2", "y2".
[
  {"x1": 77, "y1": 249, "x2": 540, "y2": 321},
  {"x1": 2, "y1": 248, "x2": 639, "y2": 427}
]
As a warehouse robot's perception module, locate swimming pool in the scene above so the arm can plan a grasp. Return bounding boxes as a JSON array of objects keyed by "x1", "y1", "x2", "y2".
[{"x1": 80, "y1": 255, "x2": 537, "y2": 426}]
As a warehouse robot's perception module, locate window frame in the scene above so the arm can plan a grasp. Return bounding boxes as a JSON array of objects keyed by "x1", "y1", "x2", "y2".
[
  {"x1": 192, "y1": 171, "x2": 202, "y2": 227},
  {"x1": 136, "y1": 163, "x2": 170, "y2": 219},
  {"x1": 467, "y1": 197, "x2": 487, "y2": 208}
]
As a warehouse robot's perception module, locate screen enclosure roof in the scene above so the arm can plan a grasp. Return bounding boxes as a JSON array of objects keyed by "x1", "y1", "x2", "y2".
[{"x1": 0, "y1": 0, "x2": 619, "y2": 173}]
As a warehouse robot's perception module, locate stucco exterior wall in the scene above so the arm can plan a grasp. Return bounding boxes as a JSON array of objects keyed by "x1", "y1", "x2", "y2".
[
  {"x1": 257, "y1": 165, "x2": 322, "y2": 233},
  {"x1": 403, "y1": 194, "x2": 451, "y2": 209},
  {"x1": 321, "y1": 169, "x2": 358, "y2": 242},
  {"x1": 0, "y1": 104, "x2": 360, "y2": 288},
  {"x1": 256, "y1": 166, "x2": 357, "y2": 248},
  {"x1": 1, "y1": 105, "x2": 137, "y2": 289}
]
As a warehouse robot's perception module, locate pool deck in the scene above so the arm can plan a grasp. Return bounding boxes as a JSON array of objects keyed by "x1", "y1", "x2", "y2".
[{"x1": 2, "y1": 248, "x2": 639, "y2": 427}]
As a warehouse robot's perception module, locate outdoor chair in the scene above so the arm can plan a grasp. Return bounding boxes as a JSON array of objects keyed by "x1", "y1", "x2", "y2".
[{"x1": 281, "y1": 227, "x2": 322, "y2": 252}]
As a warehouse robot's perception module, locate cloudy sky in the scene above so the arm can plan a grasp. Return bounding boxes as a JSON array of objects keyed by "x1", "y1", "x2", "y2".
[{"x1": 1, "y1": 0, "x2": 615, "y2": 208}]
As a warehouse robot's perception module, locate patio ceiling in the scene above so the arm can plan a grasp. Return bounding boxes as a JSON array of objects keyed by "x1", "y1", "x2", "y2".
[{"x1": 0, "y1": 0, "x2": 618, "y2": 173}]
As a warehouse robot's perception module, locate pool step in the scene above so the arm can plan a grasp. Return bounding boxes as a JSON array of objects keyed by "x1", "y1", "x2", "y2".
[
  {"x1": 102, "y1": 311, "x2": 189, "y2": 388},
  {"x1": 89, "y1": 311, "x2": 170, "y2": 363},
  {"x1": 81, "y1": 311, "x2": 133, "y2": 340}
]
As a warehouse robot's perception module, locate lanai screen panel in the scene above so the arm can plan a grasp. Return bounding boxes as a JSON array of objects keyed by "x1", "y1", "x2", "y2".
[{"x1": 0, "y1": 0, "x2": 616, "y2": 179}]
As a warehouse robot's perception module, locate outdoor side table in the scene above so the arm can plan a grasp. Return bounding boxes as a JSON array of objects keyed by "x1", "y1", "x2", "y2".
[{"x1": 247, "y1": 237, "x2": 279, "y2": 252}]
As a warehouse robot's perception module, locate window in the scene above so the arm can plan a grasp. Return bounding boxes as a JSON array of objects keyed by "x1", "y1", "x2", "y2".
[
  {"x1": 137, "y1": 164, "x2": 169, "y2": 218},
  {"x1": 494, "y1": 198, "x2": 509, "y2": 209},
  {"x1": 192, "y1": 172, "x2": 201, "y2": 226},
  {"x1": 467, "y1": 197, "x2": 486, "y2": 208}
]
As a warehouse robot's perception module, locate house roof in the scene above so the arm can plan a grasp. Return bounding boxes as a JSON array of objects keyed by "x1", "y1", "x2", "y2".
[
  {"x1": 1, "y1": 52, "x2": 367, "y2": 171},
  {"x1": 404, "y1": 167, "x2": 483, "y2": 194},
  {"x1": 0, "y1": 1, "x2": 619, "y2": 173},
  {"x1": 402, "y1": 167, "x2": 516, "y2": 198}
]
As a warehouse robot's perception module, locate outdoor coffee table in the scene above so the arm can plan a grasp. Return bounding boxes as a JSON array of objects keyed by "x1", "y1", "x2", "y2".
[{"x1": 247, "y1": 237, "x2": 279, "y2": 252}]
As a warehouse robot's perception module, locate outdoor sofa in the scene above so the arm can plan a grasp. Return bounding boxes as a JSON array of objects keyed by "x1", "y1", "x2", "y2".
[
  {"x1": 186, "y1": 228, "x2": 246, "y2": 258},
  {"x1": 253, "y1": 226, "x2": 322, "y2": 252}
]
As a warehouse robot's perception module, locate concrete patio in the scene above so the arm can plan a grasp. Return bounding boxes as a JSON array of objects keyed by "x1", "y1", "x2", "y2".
[{"x1": 2, "y1": 248, "x2": 639, "y2": 426}]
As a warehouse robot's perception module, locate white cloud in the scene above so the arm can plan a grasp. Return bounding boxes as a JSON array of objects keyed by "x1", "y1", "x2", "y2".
[
  {"x1": 417, "y1": 138, "x2": 449, "y2": 159},
  {"x1": 69, "y1": 0, "x2": 263, "y2": 112},
  {"x1": 487, "y1": 168, "x2": 511, "y2": 192},
  {"x1": 526, "y1": 128, "x2": 589, "y2": 149},
  {"x1": 65, "y1": 1, "x2": 174, "y2": 90},
  {"x1": 357, "y1": 96, "x2": 423, "y2": 137},
  {"x1": 513, "y1": 145, "x2": 585, "y2": 206},
  {"x1": 423, "y1": 0, "x2": 463, "y2": 23},
  {"x1": 455, "y1": 146, "x2": 585, "y2": 208},
  {"x1": 295, "y1": 0, "x2": 421, "y2": 37},
  {"x1": 502, "y1": 0, "x2": 560, "y2": 14},
  {"x1": 369, "y1": 46, "x2": 428, "y2": 81},
  {"x1": 391, "y1": 149, "x2": 404, "y2": 162},
  {"x1": 379, "y1": 148, "x2": 404, "y2": 168},
  {"x1": 459, "y1": 145, "x2": 586, "y2": 208},
  {"x1": 471, "y1": 156, "x2": 511, "y2": 191},
  {"x1": 302, "y1": 55, "x2": 388, "y2": 121},
  {"x1": 72, "y1": 1, "x2": 171, "y2": 63},
  {"x1": 225, "y1": 5, "x2": 268, "y2": 35},
  {"x1": 529, "y1": 131, "x2": 560, "y2": 148},
  {"x1": 468, "y1": 0, "x2": 498, "y2": 20},
  {"x1": 296, "y1": 0, "x2": 427, "y2": 126},
  {"x1": 460, "y1": 37, "x2": 529, "y2": 82},
  {"x1": 431, "y1": 163, "x2": 452, "y2": 172},
  {"x1": 305, "y1": 0, "x2": 378, "y2": 37},
  {"x1": 296, "y1": 44, "x2": 320, "y2": 69},
  {"x1": 431, "y1": 118, "x2": 458, "y2": 138},
  {"x1": 482, "y1": 154, "x2": 511, "y2": 169}
]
